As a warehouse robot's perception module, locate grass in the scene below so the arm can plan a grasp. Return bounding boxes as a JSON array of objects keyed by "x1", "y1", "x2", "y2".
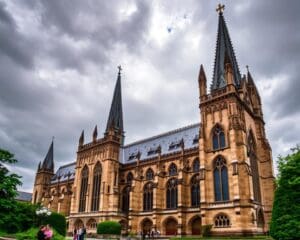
[{"x1": 170, "y1": 236, "x2": 273, "y2": 240}]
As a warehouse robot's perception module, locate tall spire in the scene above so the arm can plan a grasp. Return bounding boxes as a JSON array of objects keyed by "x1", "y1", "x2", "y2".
[
  {"x1": 42, "y1": 139, "x2": 54, "y2": 172},
  {"x1": 211, "y1": 5, "x2": 241, "y2": 91},
  {"x1": 105, "y1": 66, "x2": 124, "y2": 134}
]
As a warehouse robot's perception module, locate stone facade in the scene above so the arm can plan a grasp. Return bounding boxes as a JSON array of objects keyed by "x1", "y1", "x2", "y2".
[{"x1": 32, "y1": 8, "x2": 275, "y2": 237}]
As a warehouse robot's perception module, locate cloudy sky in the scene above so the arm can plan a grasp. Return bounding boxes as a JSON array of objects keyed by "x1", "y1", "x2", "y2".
[{"x1": 1, "y1": 0, "x2": 299, "y2": 192}]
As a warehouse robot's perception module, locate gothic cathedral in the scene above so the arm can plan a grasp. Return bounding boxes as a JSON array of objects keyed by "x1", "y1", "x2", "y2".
[{"x1": 32, "y1": 8, "x2": 275, "y2": 236}]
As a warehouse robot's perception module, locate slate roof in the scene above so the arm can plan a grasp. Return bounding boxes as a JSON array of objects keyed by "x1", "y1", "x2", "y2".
[
  {"x1": 51, "y1": 162, "x2": 76, "y2": 184},
  {"x1": 211, "y1": 12, "x2": 241, "y2": 90},
  {"x1": 16, "y1": 191, "x2": 32, "y2": 202},
  {"x1": 106, "y1": 71, "x2": 124, "y2": 134},
  {"x1": 119, "y1": 123, "x2": 200, "y2": 164}
]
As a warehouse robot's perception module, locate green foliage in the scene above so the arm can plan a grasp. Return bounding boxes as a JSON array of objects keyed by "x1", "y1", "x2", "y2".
[
  {"x1": 0, "y1": 148, "x2": 24, "y2": 233},
  {"x1": 97, "y1": 221, "x2": 121, "y2": 235},
  {"x1": 16, "y1": 227, "x2": 65, "y2": 240},
  {"x1": 201, "y1": 224, "x2": 212, "y2": 237},
  {"x1": 270, "y1": 146, "x2": 300, "y2": 240},
  {"x1": 0, "y1": 201, "x2": 38, "y2": 233},
  {"x1": 44, "y1": 212, "x2": 67, "y2": 236}
]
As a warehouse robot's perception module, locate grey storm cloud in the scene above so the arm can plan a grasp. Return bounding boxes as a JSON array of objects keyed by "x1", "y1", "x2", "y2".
[{"x1": 0, "y1": 0, "x2": 299, "y2": 192}]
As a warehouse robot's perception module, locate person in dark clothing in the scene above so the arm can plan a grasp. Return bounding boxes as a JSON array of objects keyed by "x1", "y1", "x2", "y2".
[{"x1": 37, "y1": 225, "x2": 45, "y2": 240}]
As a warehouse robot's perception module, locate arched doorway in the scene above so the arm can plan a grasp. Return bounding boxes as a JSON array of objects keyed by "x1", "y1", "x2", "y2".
[
  {"x1": 74, "y1": 219, "x2": 84, "y2": 229},
  {"x1": 191, "y1": 216, "x2": 201, "y2": 235},
  {"x1": 141, "y1": 218, "x2": 153, "y2": 235},
  {"x1": 165, "y1": 218, "x2": 177, "y2": 235}
]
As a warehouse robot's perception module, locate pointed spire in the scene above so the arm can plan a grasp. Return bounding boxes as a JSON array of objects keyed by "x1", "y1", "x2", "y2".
[
  {"x1": 42, "y1": 139, "x2": 54, "y2": 172},
  {"x1": 105, "y1": 66, "x2": 124, "y2": 134},
  {"x1": 38, "y1": 161, "x2": 41, "y2": 171},
  {"x1": 246, "y1": 65, "x2": 255, "y2": 85},
  {"x1": 198, "y1": 64, "x2": 207, "y2": 98},
  {"x1": 79, "y1": 130, "x2": 84, "y2": 146},
  {"x1": 211, "y1": 6, "x2": 241, "y2": 91},
  {"x1": 93, "y1": 125, "x2": 98, "y2": 142}
]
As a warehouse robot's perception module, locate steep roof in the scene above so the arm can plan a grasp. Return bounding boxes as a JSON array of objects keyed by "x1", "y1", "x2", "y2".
[
  {"x1": 16, "y1": 191, "x2": 32, "y2": 202},
  {"x1": 42, "y1": 140, "x2": 54, "y2": 171},
  {"x1": 105, "y1": 69, "x2": 124, "y2": 134},
  {"x1": 51, "y1": 162, "x2": 76, "y2": 184},
  {"x1": 119, "y1": 123, "x2": 200, "y2": 164},
  {"x1": 211, "y1": 11, "x2": 241, "y2": 90}
]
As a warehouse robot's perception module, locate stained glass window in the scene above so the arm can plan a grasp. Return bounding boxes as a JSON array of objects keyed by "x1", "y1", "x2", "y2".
[
  {"x1": 91, "y1": 162, "x2": 101, "y2": 211},
  {"x1": 213, "y1": 156, "x2": 229, "y2": 201},
  {"x1": 212, "y1": 125, "x2": 226, "y2": 150},
  {"x1": 143, "y1": 182, "x2": 153, "y2": 211},
  {"x1": 169, "y1": 163, "x2": 177, "y2": 176},
  {"x1": 79, "y1": 165, "x2": 89, "y2": 212},
  {"x1": 191, "y1": 174, "x2": 200, "y2": 207},
  {"x1": 166, "y1": 178, "x2": 178, "y2": 209}
]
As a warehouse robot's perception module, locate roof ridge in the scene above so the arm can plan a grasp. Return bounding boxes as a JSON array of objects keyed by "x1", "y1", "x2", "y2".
[
  {"x1": 57, "y1": 162, "x2": 76, "y2": 169},
  {"x1": 124, "y1": 123, "x2": 200, "y2": 148}
]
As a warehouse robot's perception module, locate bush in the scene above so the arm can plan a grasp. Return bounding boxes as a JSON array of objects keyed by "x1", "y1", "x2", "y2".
[
  {"x1": 97, "y1": 221, "x2": 121, "y2": 235},
  {"x1": 44, "y1": 212, "x2": 67, "y2": 236},
  {"x1": 16, "y1": 227, "x2": 65, "y2": 240},
  {"x1": 201, "y1": 224, "x2": 212, "y2": 237}
]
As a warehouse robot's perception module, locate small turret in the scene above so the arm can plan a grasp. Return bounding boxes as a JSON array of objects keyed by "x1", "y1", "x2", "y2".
[
  {"x1": 93, "y1": 125, "x2": 98, "y2": 142},
  {"x1": 79, "y1": 130, "x2": 84, "y2": 147},
  {"x1": 198, "y1": 64, "x2": 207, "y2": 100}
]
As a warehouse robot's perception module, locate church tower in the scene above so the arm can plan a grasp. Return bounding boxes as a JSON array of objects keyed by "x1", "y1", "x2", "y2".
[
  {"x1": 32, "y1": 140, "x2": 55, "y2": 204},
  {"x1": 198, "y1": 5, "x2": 275, "y2": 235},
  {"x1": 69, "y1": 67, "x2": 124, "y2": 228}
]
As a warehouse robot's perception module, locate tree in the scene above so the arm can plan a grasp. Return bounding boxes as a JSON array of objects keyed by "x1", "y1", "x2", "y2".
[
  {"x1": 0, "y1": 148, "x2": 22, "y2": 232},
  {"x1": 270, "y1": 146, "x2": 300, "y2": 240}
]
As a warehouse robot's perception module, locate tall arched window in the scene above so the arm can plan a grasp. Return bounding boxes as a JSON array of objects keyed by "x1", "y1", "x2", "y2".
[
  {"x1": 248, "y1": 132, "x2": 261, "y2": 202},
  {"x1": 91, "y1": 162, "x2": 102, "y2": 211},
  {"x1": 122, "y1": 186, "x2": 130, "y2": 213},
  {"x1": 79, "y1": 165, "x2": 89, "y2": 212},
  {"x1": 192, "y1": 158, "x2": 200, "y2": 172},
  {"x1": 213, "y1": 156, "x2": 229, "y2": 201},
  {"x1": 127, "y1": 172, "x2": 133, "y2": 184},
  {"x1": 212, "y1": 125, "x2": 226, "y2": 150},
  {"x1": 166, "y1": 178, "x2": 178, "y2": 209},
  {"x1": 169, "y1": 163, "x2": 177, "y2": 176},
  {"x1": 191, "y1": 174, "x2": 200, "y2": 207},
  {"x1": 146, "y1": 168, "x2": 154, "y2": 180},
  {"x1": 143, "y1": 182, "x2": 153, "y2": 211}
]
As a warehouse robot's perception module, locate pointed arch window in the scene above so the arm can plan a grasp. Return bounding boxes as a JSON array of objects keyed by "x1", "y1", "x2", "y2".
[
  {"x1": 213, "y1": 156, "x2": 229, "y2": 201},
  {"x1": 192, "y1": 158, "x2": 200, "y2": 172},
  {"x1": 122, "y1": 186, "x2": 130, "y2": 213},
  {"x1": 169, "y1": 163, "x2": 177, "y2": 176},
  {"x1": 91, "y1": 162, "x2": 102, "y2": 211},
  {"x1": 143, "y1": 182, "x2": 153, "y2": 211},
  {"x1": 212, "y1": 125, "x2": 226, "y2": 150},
  {"x1": 248, "y1": 132, "x2": 261, "y2": 202},
  {"x1": 127, "y1": 172, "x2": 133, "y2": 184},
  {"x1": 79, "y1": 165, "x2": 89, "y2": 212},
  {"x1": 191, "y1": 174, "x2": 200, "y2": 207},
  {"x1": 146, "y1": 168, "x2": 154, "y2": 180},
  {"x1": 166, "y1": 178, "x2": 178, "y2": 209}
]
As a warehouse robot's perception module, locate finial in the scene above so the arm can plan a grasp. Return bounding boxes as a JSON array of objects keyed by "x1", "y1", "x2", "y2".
[
  {"x1": 52, "y1": 136, "x2": 55, "y2": 141},
  {"x1": 118, "y1": 65, "x2": 122, "y2": 75},
  {"x1": 216, "y1": 4, "x2": 225, "y2": 14},
  {"x1": 246, "y1": 65, "x2": 249, "y2": 72}
]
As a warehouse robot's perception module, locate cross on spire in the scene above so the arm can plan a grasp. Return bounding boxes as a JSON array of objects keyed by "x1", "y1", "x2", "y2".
[
  {"x1": 118, "y1": 65, "x2": 122, "y2": 75},
  {"x1": 216, "y1": 4, "x2": 225, "y2": 14}
]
